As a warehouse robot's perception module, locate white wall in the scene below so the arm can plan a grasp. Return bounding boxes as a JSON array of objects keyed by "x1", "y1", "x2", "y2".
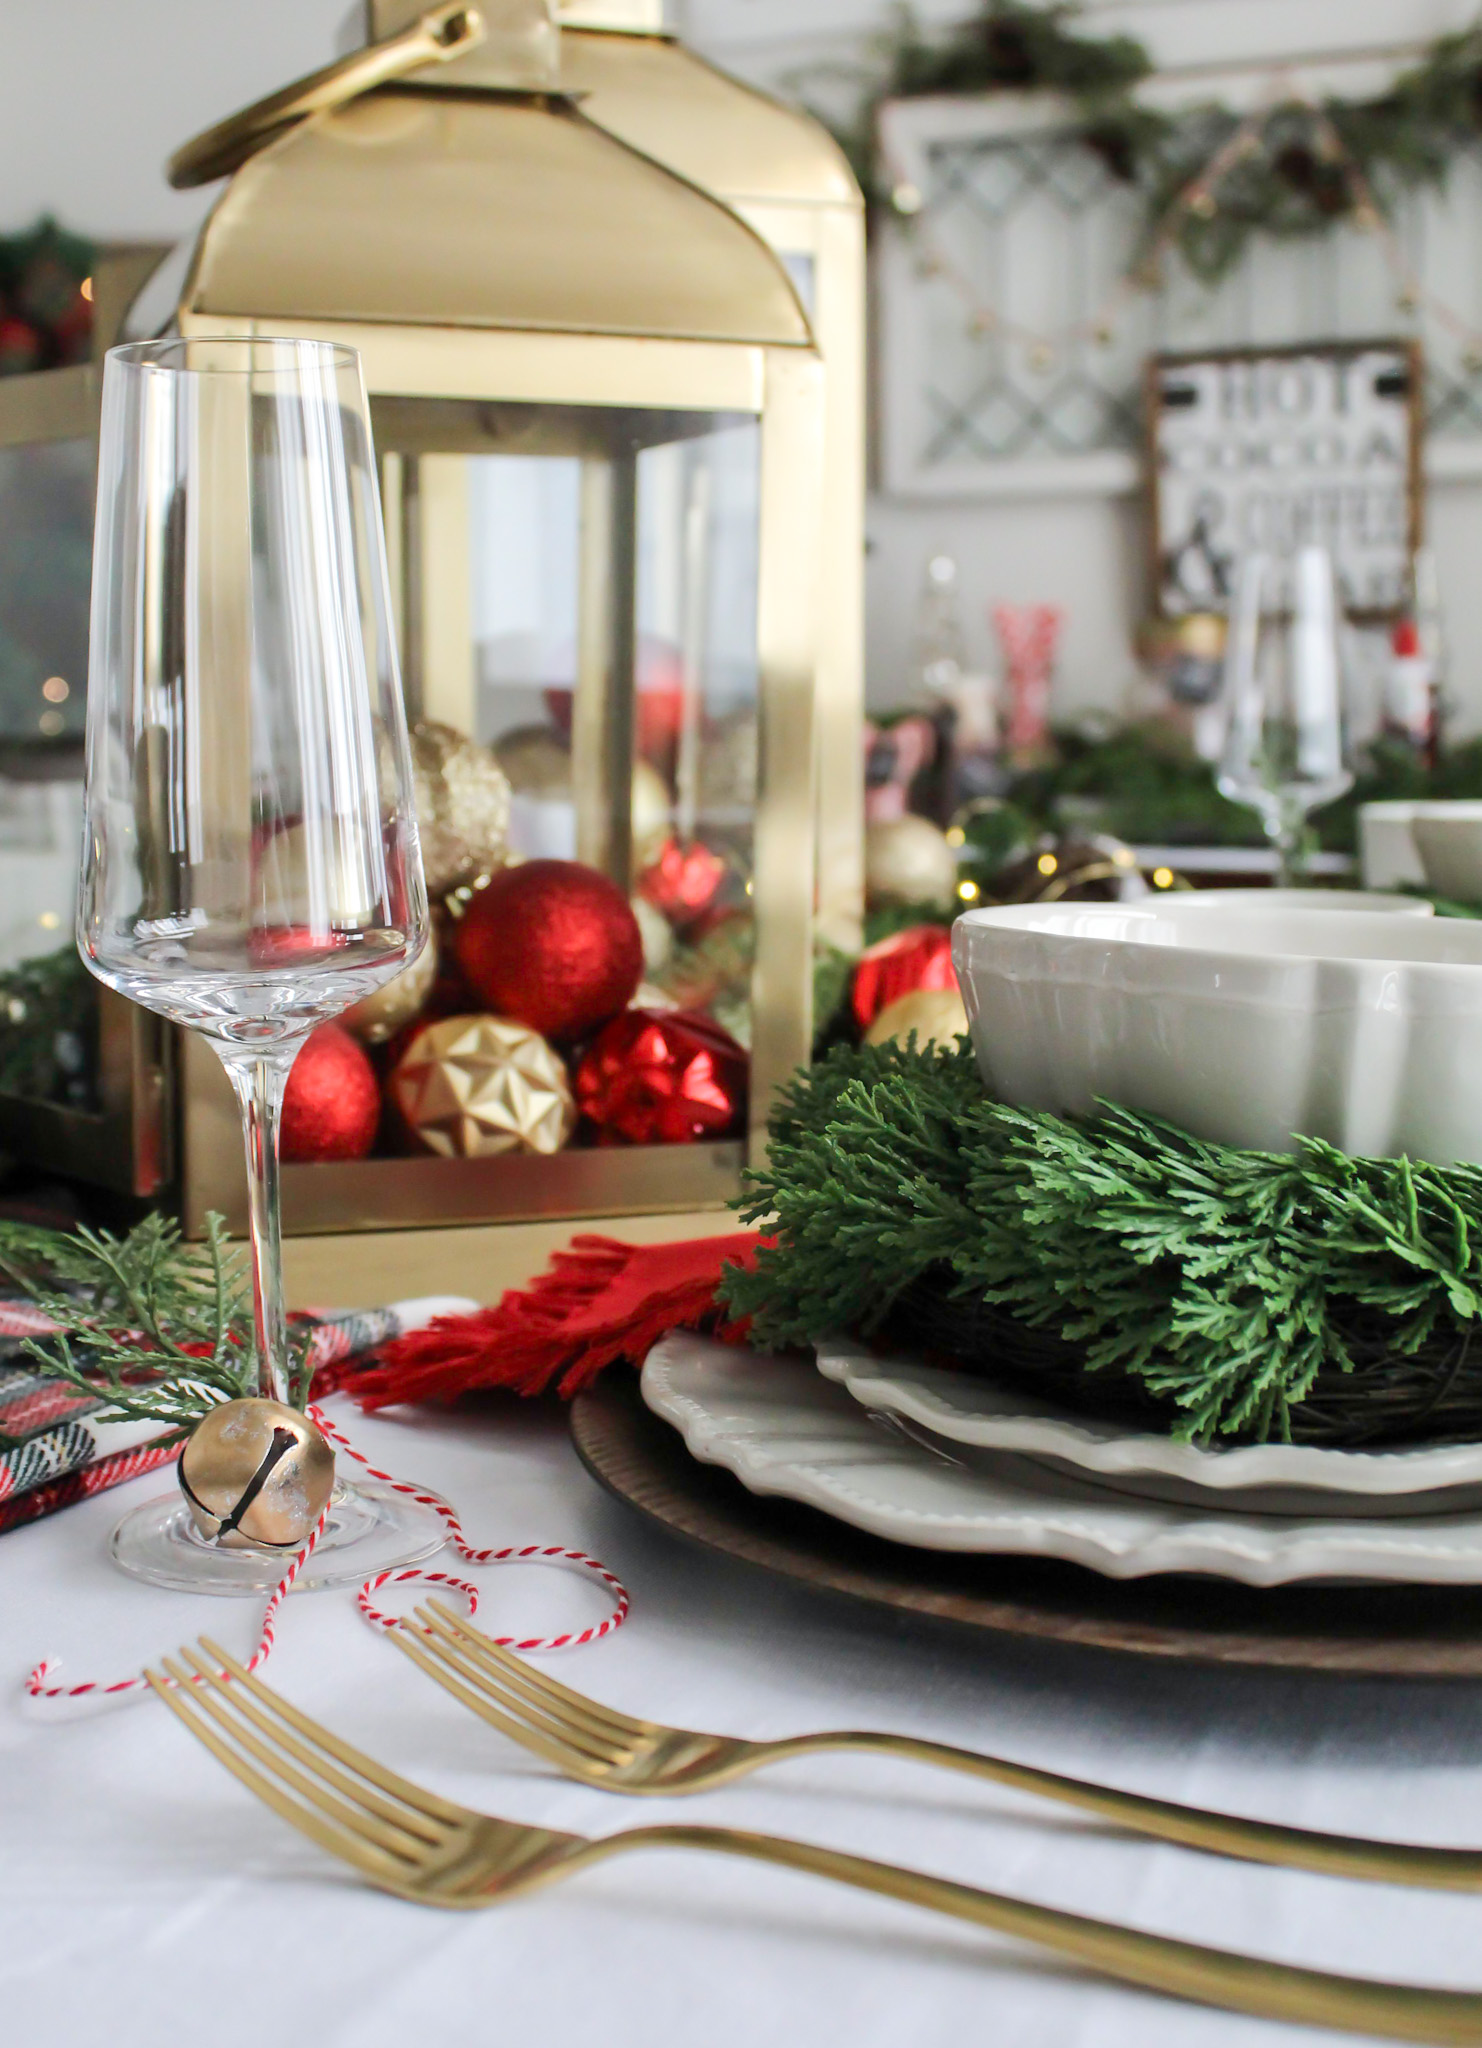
[
  {"x1": 0, "y1": 1, "x2": 355, "y2": 241},
  {"x1": 690, "y1": 0, "x2": 1482, "y2": 724},
  {"x1": 4, "y1": 1, "x2": 1481, "y2": 722}
]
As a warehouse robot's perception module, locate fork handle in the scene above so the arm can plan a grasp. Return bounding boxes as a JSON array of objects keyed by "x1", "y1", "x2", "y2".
[
  {"x1": 752, "y1": 1731, "x2": 1482, "y2": 1893},
  {"x1": 599, "y1": 1823, "x2": 1482, "y2": 2044}
]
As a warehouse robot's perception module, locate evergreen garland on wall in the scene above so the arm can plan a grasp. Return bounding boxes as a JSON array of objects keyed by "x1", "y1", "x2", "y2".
[{"x1": 828, "y1": 3, "x2": 1482, "y2": 283}]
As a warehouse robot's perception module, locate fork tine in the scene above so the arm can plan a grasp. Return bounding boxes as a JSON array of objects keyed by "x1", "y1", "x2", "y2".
[
  {"x1": 422, "y1": 1602, "x2": 643, "y2": 1747},
  {"x1": 389, "y1": 1626, "x2": 597, "y2": 1772},
  {"x1": 163, "y1": 1654, "x2": 435, "y2": 1868},
  {"x1": 145, "y1": 1664, "x2": 412, "y2": 1886},
  {"x1": 176, "y1": 1648, "x2": 446, "y2": 1854},
  {"x1": 198, "y1": 1636, "x2": 469, "y2": 1826},
  {"x1": 412, "y1": 1609, "x2": 632, "y2": 1764}
]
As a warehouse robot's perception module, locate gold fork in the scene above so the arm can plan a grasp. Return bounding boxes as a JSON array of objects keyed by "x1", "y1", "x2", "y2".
[
  {"x1": 147, "y1": 1637, "x2": 1482, "y2": 2045},
  {"x1": 393, "y1": 1599, "x2": 1482, "y2": 1895}
]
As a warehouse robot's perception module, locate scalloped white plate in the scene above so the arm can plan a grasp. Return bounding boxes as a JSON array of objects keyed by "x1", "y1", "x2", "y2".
[
  {"x1": 640, "y1": 1334, "x2": 1482, "y2": 1585},
  {"x1": 814, "y1": 1338, "x2": 1482, "y2": 1518}
]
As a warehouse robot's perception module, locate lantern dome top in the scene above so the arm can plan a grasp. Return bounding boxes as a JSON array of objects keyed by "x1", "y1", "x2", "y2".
[
  {"x1": 180, "y1": 90, "x2": 812, "y2": 347},
  {"x1": 366, "y1": 2, "x2": 859, "y2": 209}
]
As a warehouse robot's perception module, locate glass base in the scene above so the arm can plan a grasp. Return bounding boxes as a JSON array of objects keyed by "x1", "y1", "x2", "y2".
[{"x1": 109, "y1": 1477, "x2": 448, "y2": 1595}]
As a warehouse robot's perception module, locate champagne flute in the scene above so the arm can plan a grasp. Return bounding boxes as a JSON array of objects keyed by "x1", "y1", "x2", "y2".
[
  {"x1": 78, "y1": 336, "x2": 440, "y2": 1592},
  {"x1": 1217, "y1": 545, "x2": 1354, "y2": 887}
]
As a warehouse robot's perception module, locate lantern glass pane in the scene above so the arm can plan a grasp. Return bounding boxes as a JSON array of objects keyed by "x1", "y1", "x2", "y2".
[
  {"x1": 376, "y1": 397, "x2": 763, "y2": 1077},
  {"x1": 0, "y1": 438, "x2": 92, "y2": 744}
]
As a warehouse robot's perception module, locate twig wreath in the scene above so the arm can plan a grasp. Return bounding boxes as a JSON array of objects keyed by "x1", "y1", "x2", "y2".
[{"x1": 723, "y1": 1037, "x2": 1482, "y2": 1449}]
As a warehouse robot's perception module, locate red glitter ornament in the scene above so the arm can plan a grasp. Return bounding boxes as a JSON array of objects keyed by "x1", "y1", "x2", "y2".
[
  {"x1": 453, "y1": 859, "x2": 643, "y2": 1042},
  {"x1": 281, "y1": 1024, "x2": 381, "y2": 1163},
  {"x1": 638, "y1": 837, "x2": 727, "y2": 928},
  {"x1": 850, "y1": 923, "x2": 958, "y2": 1033},
  {"x1": 576, "y1": 1008, "x2": 747, "y2": 1145}
]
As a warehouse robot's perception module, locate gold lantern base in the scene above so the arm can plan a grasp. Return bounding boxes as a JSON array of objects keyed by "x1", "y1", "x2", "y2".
[{"x1": 282, "y1": 1205, "x2": 754, "y2": 1312}]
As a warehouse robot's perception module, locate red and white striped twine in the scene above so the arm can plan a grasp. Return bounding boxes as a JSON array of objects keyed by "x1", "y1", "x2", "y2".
[
  {"x1": 25, "y1": 1396, "x2": 628, "y2": 1703},
  {"x1": 311, "y1": 1404, "x2": 630, "y2": 1649}
]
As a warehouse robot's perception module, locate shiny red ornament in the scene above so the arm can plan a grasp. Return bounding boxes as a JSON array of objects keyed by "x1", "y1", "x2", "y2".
[
  {"x1": 850, "y1": 923, "x2": 958, "y2": 1032},
  {"x1": 576, "y1": 1008, "x2": 747, "y2": 1146},
  {"x1": 638, "y1": 837, "x2": 726, "y2": 927},
  {"x1": 453, "y1": 859, "x2": 643, "y2": 1042},
  {"x1": 281, "y1": 1024, "x2": 381, "y2": 1163}
]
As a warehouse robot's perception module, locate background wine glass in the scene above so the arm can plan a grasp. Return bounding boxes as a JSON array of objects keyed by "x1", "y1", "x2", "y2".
[
  {"x1": 1216, "y1": 545, "x2": 1354, "y2": 887},
  {"x1": 77, "y1": 334, "x2": 440, "y2": 1592}
]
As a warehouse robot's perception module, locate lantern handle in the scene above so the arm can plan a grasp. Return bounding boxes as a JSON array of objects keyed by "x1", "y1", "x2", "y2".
[{"x1": 167, "y1": 4, "x2": 487, "y2": 190}]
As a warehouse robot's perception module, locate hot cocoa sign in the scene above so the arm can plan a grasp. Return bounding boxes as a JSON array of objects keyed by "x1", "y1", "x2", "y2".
[{"x1": 1148, "y1": 341, "x2": 1421, "y2": 619}]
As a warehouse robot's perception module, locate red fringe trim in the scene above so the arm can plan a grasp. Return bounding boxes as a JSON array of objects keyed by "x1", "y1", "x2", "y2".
[{"x1": 351, "y1": 1231, "x2": 767, "y2": 1410}]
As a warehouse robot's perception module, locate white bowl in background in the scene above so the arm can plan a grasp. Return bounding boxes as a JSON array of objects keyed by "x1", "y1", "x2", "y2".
[
  {"x1": 952, "y1": 902, "x2": 1482, "y2": 1163},
  {"x1": 1358, "y1": 800, "x2": 1424, "y2": 890},
  {"x1": 1410, "y1": 801, "x2": 1482, "y2": 902},
  {"x1": 1172, "y1": 886, "x2": 1430, "y2": 916}
]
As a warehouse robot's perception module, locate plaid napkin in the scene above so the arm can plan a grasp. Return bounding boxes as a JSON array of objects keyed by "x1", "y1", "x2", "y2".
[{"x1": 0, "y1": 1296, "x2": 477, "y2": 1536}]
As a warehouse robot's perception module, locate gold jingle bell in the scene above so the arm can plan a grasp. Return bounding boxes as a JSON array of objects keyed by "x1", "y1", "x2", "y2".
[{"x1": 179, "y1": 1398, "x2": 336, "y2": 1550}]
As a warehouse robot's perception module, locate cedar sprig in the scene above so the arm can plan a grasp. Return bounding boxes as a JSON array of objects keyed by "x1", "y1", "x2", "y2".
[
  {"x1": 725, "y1": 1039, "x2": 1482, "y2": 1445},
  {"x1": 0, "y1": 1212, "x2": 313, "y2": 1444}
]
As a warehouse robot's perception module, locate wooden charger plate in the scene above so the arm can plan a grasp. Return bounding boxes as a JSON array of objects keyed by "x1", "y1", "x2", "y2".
[{"x1": 570, "y1": 1372, "x2": 1482, "y2": 1678}]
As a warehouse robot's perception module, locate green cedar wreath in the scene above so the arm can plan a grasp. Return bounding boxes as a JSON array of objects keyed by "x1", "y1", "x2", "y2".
[{"x1": 722, "y1": 1038, "x2": 1482, "y2": 1450}]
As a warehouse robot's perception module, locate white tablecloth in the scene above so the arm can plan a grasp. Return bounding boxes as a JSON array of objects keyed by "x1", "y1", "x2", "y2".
[{"x1": 3, "y1": 1391, "x2": 1480, "y2": 2048}]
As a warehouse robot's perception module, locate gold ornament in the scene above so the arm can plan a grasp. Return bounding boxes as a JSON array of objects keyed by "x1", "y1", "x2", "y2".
[
  {"x1": 179, "y1": 1398, "x2": 335, "y2": 1550},
  {"x1": 257, "y1": 819, "x2": 378, "y2": 924},
  {"x1": 493, "y1": 726, "x2": 671, "y2": 868},
  {"x1": 340, "y1": 934, "x2": 439, "y2": 1043},
  {"x1": 391, "y1": 1013, "x2": 575, "y2": 1158},
  {"x1": 632, "y1": 893, "x2": 674, "y2": 973},
  {"x1": 864, "y1": 986, "x2": 969, "y2": 1051},
  {"x1": 865, "y1": 816, "x2": 959, "y2": 909},
  {"x1": 698, "y1": 709, "x2": 757, "y2": 813},
  {"x1": 411, "y1": 721, "x2": 511, "y2": 898},
  {"x1": 495, "y1": 725, "x2": 570, "y2": 797},
  {"x1": 631, "y1": 758, "x2": 672, "y2": 869}
]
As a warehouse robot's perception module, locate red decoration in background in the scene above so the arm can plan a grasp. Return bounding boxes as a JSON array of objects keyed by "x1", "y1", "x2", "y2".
[
  {"x1": 994, "y1": 603, "x2": 1062, "y2": 755},
  {"x1": 638, "y1": 837, "x2": 726, "y2": 927},
  {"x1": 453, "y1": 858, "x2": 643, "y2": 1042},
  {"x1": 850, "y1": 923, "x2": 957, "y2": 1032},
  {"x1": 282, "y1": 1024, "x2": 381, "y2": 1163},
  {"x1": 576, "y1": 1008, "x2": 747, "y2": 1146},
  {"x1": 863, "y1": 714, "x2": 938, "y2": 824}
]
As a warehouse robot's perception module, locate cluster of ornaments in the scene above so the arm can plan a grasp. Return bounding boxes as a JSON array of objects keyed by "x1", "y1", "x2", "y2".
[{"x1": 281, "y1": 722, "x2": 748, "y2": 1165}]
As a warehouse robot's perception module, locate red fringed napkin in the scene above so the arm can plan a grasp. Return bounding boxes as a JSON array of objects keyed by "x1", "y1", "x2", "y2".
[{"x1": 351, "y1": 1231, "x2": 768, "y2": 1410}]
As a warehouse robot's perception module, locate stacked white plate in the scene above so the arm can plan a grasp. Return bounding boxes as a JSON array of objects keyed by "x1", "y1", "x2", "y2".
[{"x1": 640, "y1": 1331, "x2": 1482, "y2": 1588}]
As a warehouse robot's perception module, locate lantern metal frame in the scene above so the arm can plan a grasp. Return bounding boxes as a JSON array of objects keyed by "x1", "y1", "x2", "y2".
[{"x1": 0, "y1": 8, "x2": 844, "y2": 1256}]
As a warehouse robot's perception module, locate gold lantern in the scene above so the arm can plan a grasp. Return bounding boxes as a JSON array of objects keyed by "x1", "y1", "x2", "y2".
[
  {"x1": 367, "y1": 0, "x2": 867, "y2": 949},
  {"x1": 0, "y1": 1, "x2": 859, "y2": 1301}
]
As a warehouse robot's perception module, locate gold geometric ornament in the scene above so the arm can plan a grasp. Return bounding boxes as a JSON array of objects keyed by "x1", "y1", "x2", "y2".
[{"x1": 391, "y1": 1014, "x2": 576, "y2": 1158}]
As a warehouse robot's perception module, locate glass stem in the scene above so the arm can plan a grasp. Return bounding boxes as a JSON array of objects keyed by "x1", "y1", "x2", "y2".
[
  {"x1": 219, "y1": 1044, "x2": 298, "y2": 1408},
  {"x1": 1268, "y1": 797, "x2": 1309, "y2": 890}
]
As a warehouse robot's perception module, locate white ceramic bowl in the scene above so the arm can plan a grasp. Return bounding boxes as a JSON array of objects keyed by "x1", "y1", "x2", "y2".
[
  {"x1": 952, "y1": 902, "x2": 1482, "y2": 1162},
  {"x1": 1410, "y1": 801, "x2": 1482, "y2": 902},
  {"x1": 1359, "y1": 801, "x2": 1425, "y2": 890},
  {"x1": 1170, "y1": 887, "x2": 1430, "y2": 916}
]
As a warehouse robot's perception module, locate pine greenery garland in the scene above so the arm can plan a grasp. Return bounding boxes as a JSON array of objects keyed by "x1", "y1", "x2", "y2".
[
  {"x1": 0, "y1": 1213, "x2": 310, "y2": 1448},
  {"x1": 823, "y1": 4, "x2": 1482, "y2": 283},
  {"x1": 724, "y1": 1039, "x2": 1482, "y2": 1447}
]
